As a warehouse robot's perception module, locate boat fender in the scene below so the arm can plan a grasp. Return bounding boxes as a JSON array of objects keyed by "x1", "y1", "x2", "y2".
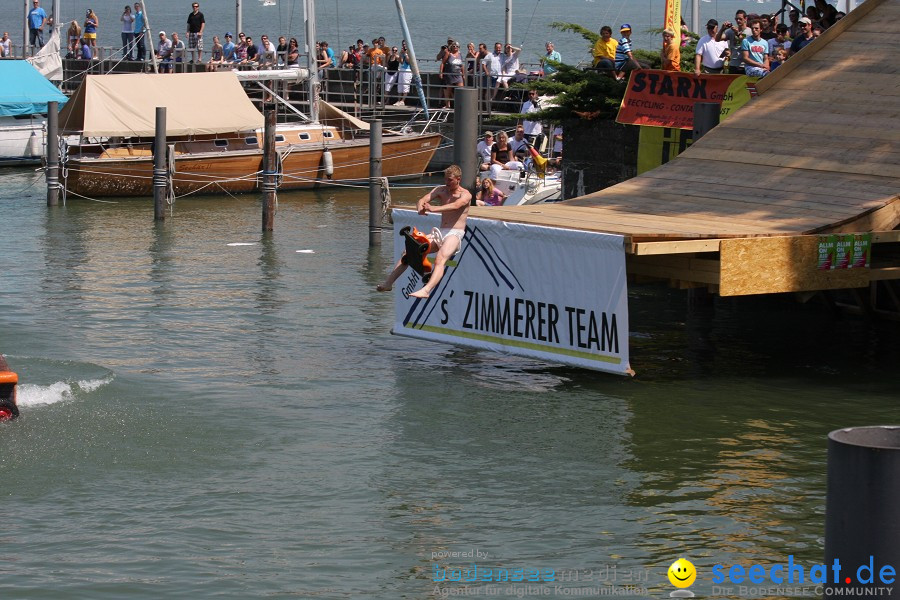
[
  {"x1": 322, "y1": 150, "x2": 334, "y2": 178},
  {"x1": 399, "y1": 226, "x2": 433, "y2": 284},
  {"x1": 27, "y1": 130, "x2": 41, "y2": 158}
]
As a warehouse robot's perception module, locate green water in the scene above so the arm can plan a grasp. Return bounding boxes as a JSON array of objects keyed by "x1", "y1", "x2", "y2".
[{"x1": 1, "y1": 167, "x2": 898, "y2": 599}]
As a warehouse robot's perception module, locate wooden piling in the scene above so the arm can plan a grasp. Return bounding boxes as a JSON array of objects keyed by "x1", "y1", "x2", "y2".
[
  {"x1": 261, "y1": 106, "x2": 277, "y2": 232},
  {"x1": 368, "y1": 118, "x2": 382, "y2": 247},
  {"x1": 152, "y1": 106, "x2": 167, "y2": 221},
  {"x1": 46, "y1": 101, "x2": 59, "y2": 207}
]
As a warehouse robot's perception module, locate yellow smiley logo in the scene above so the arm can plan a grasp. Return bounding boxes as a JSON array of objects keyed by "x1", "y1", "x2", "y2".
[{"x1": 667, "y1": 558, "x2": 697, "y2": 588}]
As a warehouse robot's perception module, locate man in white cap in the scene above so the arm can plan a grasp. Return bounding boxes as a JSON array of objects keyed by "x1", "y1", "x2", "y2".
[{"x1": 790, "y1": 16, "x2": 815, "y2": 55}]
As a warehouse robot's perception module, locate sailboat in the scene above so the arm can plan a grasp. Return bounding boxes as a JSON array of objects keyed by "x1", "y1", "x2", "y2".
[{"x1": 56, "y1": 0, "x2": 442, "y2": 198}]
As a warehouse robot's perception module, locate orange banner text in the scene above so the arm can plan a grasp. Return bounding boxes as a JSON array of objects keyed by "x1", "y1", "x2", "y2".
[{"x1": 616, "y1": 70, "x2": 742, "y2": 129}]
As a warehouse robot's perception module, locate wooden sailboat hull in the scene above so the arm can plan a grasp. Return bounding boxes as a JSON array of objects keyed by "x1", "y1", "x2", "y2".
[{"x1": 62, "y1": 133, "x2": 442, "y2": 198}]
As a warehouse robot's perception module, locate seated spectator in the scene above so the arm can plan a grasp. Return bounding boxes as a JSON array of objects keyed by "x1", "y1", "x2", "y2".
[
  {"x1": 790, "y1": 17, "x2": 815, "y2": 55},
  {"x1": 243, "y1": 35, "x2": 258, "y2": 65},
  {"x1": 207, "y1": 35, "x2": 223, "y2": 70},
  {"x1": 770, "y1": 47, "x2": 787, "y2": 70},
  {"x1": 80, "y1": 35, "x2": 93, "y2": 60},
  {"x1": 475, "y1": 178, "x2": 508, "y2": 206},
  {"x1": 489, "y1": 131, "x2": 524, "y2": 181},
  {"x1": 156, "y1": 30, "x2": 172, "y2": 71},
  {"x1": 234, "y1": 32, "x2": 248, "y2": 63},
  {"x1": 592, "y1": 26, "x2": 617, "y2": 72},
  {"x1": 509, "y1": 125, "x2": 530, "y2": 160},
  {"x1": 477, "y1": 131, "x2": 494, "y2": 172},
  {"x1": 614, "y1": 24, "x2": 640, "y2": 79},
  {"x1": 276, "y1": 36, "x2": 287, "y2": 65},
  {"x1": 741, "y1": 20, "x2": 770, "y2": 77},
  {"x1": 222, "y1": 32, "x2": 235, "y2": 63}
]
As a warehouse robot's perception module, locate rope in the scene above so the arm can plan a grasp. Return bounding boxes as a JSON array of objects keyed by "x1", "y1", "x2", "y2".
[
  {"x1": 58, "y1": 136, "x2": 68, "y2": 205},
  {"x1": 521, "y1": 0, "x2": 541, "y2": 47},
  {"x1": 378, "y1": 176, "x2": 391, "y2": 223}
]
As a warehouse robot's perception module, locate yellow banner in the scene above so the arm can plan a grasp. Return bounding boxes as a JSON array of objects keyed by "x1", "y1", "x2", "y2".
[{"x1": 664, "y1": 0, "x2": 681, "y2": 34}]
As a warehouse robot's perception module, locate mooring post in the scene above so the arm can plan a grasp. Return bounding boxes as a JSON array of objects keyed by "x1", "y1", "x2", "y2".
[
  {"x1": 692, "y1": 102, "x2": 720, "y2": 142},
  {"x1": 825, "y1": 426, "x2": 900, "y2": 598},
  {"x1": 46, "y1": 101, "x2": 59, "y2": 207},
  {"x1": 262, "y1": 105, "x2": 277, "y2": 232},
  {"x1": 368, "y1": 118, "x2": 383, "y2": 247},
  {"x1": 152, "y1": 106, "x2": 167, "y2": 221},
  {"x1": 453, "y1": 87, "x2": 478, "y2": 200}
]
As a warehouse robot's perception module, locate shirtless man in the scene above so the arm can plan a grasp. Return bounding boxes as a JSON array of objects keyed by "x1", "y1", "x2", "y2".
[{"x1": 376, "y1": 165, "x2": 471, "y2": 299}]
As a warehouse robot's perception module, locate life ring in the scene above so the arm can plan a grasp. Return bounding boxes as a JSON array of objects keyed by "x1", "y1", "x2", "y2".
[{"x1": 0, "y1": 357, "x2": 19, "y2": 422}]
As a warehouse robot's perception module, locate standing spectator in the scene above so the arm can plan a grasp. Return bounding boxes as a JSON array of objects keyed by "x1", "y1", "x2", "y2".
[
  {"x1": 716, "y1": 11, "x2": 751, "y2": 74},
  {"x1": 767, "y1": 24, "x2": 791, "y2": 57},
  {"x1": 121, "y1": 5, "x2": 135, "y2": 60},
  {"x1": 661, "y1": 28, "x2": 680, "y2": 71},
  {"x1": 541, "y1": 41, "x2": 561, "y2": 76},
  {"x1": 759, "y1": 14, "x2": 776, "y2": 40},
  {"x1": 133, "y1": 3, "x2": 146, "y2": 62},
  {"x1": 259, "y1": 34, "x2": 275, "y2": 67},
  {"x1": 499, "y1": 43, "x2": 521, "y2": 91},
  {"x1": 222, "y1": 32, "x2": 235, "y2": 63},
  {"x1": 393, "y1": 40, "x2": 411, "y2": 106},
  {"x1": 694, "y1": 19, "x2": 727, "y2": 75},
  {"x1": 787, "y1": 9, "x2": 802, "y2": 38},
  {"x1": 27, "y1": 0, "x2": 48, "y2": 52},
  {"x1": 66, "y1": 21, "x2": 81, "y2": 58},
  {"x1": 385, "y1": 45, "x2": 400, "y2": 100},
  {"x1": 465, "y1": 42, "x2": 477, "y2": 85},
  {"x1": 170, "y1": 32, "x2": 185, "y2": 70},
  {"x1": 287, "y1": 38, "x2": 300, "y2": 67},
  {"x1": 741, "y1": 20, "x2": 770, "y2": 77},
  {"x1": 790, "y1": 17, "x2": 815, "y2": 55},
  {"x1": 276, "y1": 36, "x2": 287, "y2": 65},
  {"x1": 83, "y1": 9, "x2": 99, "y2": 56},
  {"x1": 1, "y1": 32, "x2": 13, "y2": 57},
  {"x1": 520, "y1": 90, "x2": 543, "y2": 146},
  {"x1": 551, "y1": 125, "x2": 562, "y2": 161},
  {"x1": 206, "y1": 35, "x2": 223, "y2": 70},
  {"x1": 440, "y1": 41, "x2": 464, "y2": 109},
  {"x1": 485, "y1": 42, "x2": 503, "y2": 102},
  {"x1": 186, "y1": 2, "x2": 205, "y2": 62},
  {"x1": 592, "y1": 26, "x2": 617, "y2": 72},
  {"x1": 614, "y1": 24, "x2": 640, "y2": 78}
]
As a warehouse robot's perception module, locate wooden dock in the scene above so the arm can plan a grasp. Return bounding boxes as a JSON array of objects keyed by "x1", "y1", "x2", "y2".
[{"x1": 470, "y1": 0, "x2": 900, "y2": 310}]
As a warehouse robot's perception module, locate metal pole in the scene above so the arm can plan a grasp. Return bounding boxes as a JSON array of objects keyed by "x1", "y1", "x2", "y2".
[
  {"x1": 825, "y1": 426, "x2": 900, "y2": 598},
  {"x1": 143, "y1": 1, "x2": 158, "y2": 73},
  {"x1": 691, "y1": 0, "x2": 700, "y2": 36},
  {"x1": 153, "y1": 107, "x2": 167, "y2": 221},
  {"x1": 368, "y1": 119, "x2": 383, "y2": 247},
  {"x1": 23, "y1": 0, "x2": 29, "y2": 58},
  {"x1": 453, "y1": 88, "x2": 478, "y2": 201},
  {"x1": 261, "y1": 106, "x2": 277, "y2": 231},
  {"x1": 692, "y1": 102, "x2": 720, "y2": 141},
  {"x1": 304, "y1": 0, "x2": 320, "y2": 123},
  {"x1": 52, "y1": 0, "x2": 60, "y2": 34},
  {"x1": 394, "y1": 0, "x2": 429, "y2": 118},
  {"x1": 236, "y1": 0, "x2": 242, "y2": 38},
  {"x1": 46, "y1": 101, "x2": 59, "y2": 206},
  {"x1": 505, "y1": 0, "x2": 512, "y2": 47}
]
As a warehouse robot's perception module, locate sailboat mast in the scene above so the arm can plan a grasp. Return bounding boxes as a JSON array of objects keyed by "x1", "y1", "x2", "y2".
[
  {"x1": 394, "y1": 0, "x2": 429, "y2": 119},
  {"x1": 305, "y1": 0, "x2": 320, "y2": 123},
  {"x1": 142, "y1": 0, "x2": 159, "y2": 73},
  {"x1": 505, "y1": 0, "x2": 512, "y2": 47},
  {"x1": 236, "y1": 0, "x2": 242, "y2": 39}
]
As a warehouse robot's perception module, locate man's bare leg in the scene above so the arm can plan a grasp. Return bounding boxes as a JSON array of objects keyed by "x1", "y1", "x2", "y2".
[
  {"x1": 376, "y1": 258, "x2": 407, "y2": 292},
  {"x1": 409, "y1": 236, "x2": 459, "y2": 299}
]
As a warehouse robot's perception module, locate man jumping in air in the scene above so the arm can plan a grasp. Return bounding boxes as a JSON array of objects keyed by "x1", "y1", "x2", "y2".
[{"x1": 376, "y1": 164, "x2": 471, "y2": 299}]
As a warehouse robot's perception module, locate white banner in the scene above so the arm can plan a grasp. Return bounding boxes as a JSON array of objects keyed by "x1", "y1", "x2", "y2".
[{"x1": 390, "y1": 210, "x2": 632, "y2": 375}]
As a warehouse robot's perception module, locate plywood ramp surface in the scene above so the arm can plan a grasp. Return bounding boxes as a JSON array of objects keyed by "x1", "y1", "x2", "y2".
[{"x1": 474, "y1": 0, "x2": 900, "y2": 243}]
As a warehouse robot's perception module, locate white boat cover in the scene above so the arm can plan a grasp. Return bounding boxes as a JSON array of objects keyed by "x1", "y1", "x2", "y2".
[
  {"x1": 26, "y1": 29, "x2": 63, "y2": 82},
  {"x1": 59, "y1": 72, "x2": 264, "y2": 137}
]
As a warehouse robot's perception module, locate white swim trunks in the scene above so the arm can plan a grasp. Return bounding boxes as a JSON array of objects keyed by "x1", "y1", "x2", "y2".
[{"x1": 430, "y1": 227, "x2": 465, "y2": 251}]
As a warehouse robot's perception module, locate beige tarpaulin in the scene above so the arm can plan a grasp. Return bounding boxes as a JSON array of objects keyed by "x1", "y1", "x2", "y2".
[
  {"x1": 318, "y1": 100, "x2": 369, "y2": 131},
  {"x1": 59, "y1": 72, "x2": 263, "y2": 137}
]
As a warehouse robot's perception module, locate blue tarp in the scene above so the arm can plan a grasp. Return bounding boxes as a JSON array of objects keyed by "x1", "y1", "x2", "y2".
[{"x1": 0, "y1": 60, "x2": 67, "y2": 117}]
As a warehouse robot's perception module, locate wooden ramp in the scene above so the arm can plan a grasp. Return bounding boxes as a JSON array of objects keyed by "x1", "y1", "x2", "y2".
[{"x1": 468, "y1": 0, "x2": 900, "y2": 304}]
